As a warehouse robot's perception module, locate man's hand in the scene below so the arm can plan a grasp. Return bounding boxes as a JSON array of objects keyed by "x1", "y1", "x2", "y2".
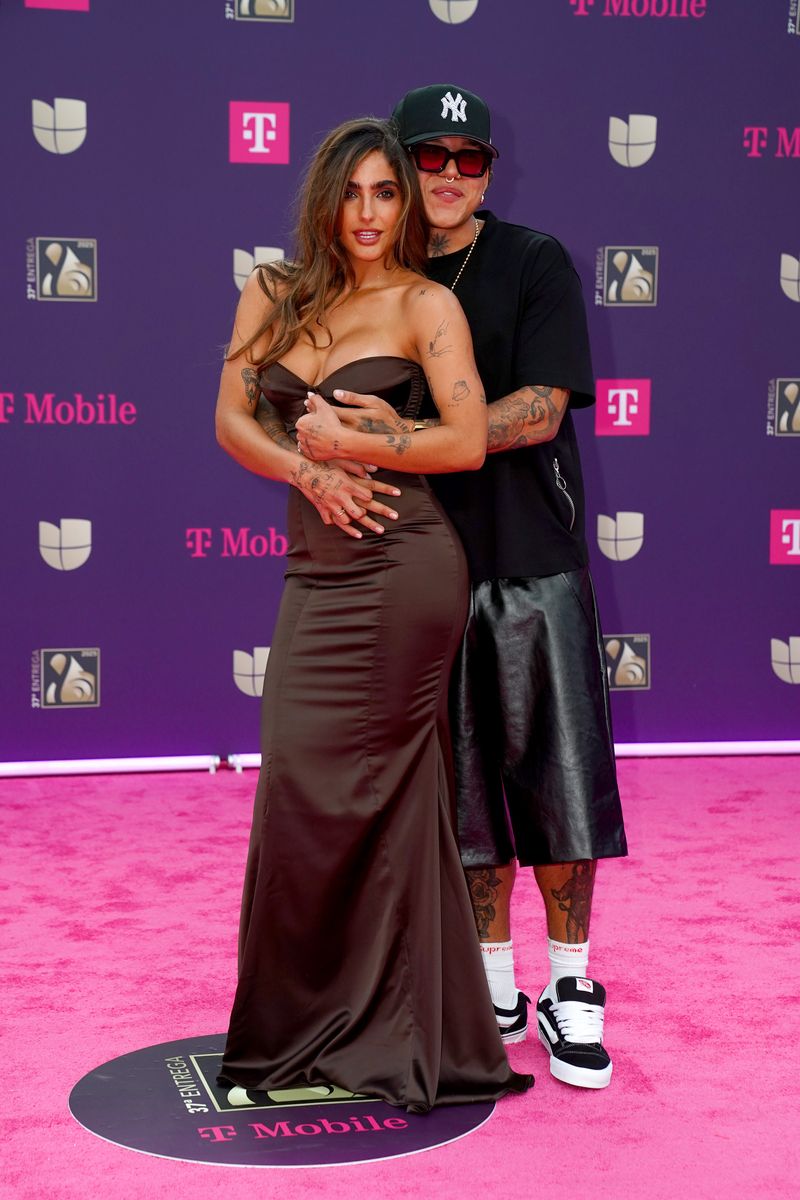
[{"x1": 333, "y1": 389, "x2": 415, "y2": 437}]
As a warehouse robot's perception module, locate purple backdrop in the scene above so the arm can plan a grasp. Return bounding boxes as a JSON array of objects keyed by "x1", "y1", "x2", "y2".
[{"x1": 2, "y1": 0, "x2": 798, "y2": 763}]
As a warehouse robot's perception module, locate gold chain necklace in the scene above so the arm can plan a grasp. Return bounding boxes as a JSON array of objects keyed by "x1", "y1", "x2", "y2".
[{"x1": 449, "y1": 217, "x2": 481, "y2": 292}]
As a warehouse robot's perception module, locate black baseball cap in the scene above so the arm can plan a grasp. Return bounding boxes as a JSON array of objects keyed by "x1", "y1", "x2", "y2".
[{"x1": 392, "y1": 84, "x2": 499, "y2": 159}]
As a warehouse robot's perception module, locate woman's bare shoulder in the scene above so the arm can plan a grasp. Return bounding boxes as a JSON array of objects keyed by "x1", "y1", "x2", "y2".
[
  {"x1": 231, "y1": 265, "x2": 292, "y2": 359},
  {"x1": 400, "y1": 277, "x2": 467, "y2": 341},
  {"x1": 396, "y1": 269, "x2": 439, "y2": 295}
]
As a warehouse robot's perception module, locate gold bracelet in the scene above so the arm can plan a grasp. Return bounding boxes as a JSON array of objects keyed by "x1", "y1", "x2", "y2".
[{"x1": 413, "y1": 421, "x2": 427, "y2": 431}]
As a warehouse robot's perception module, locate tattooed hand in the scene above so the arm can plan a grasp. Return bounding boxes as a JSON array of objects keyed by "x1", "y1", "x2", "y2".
[
  {"x1": 295, "y1": 392, "x2": 347, "y2": 461},
  {"x1": 288, "y1": 458, "x2": 401, "y2": 540},
  {"x1": 333, "y1": 389, "x2": 414, "y2": 437}
]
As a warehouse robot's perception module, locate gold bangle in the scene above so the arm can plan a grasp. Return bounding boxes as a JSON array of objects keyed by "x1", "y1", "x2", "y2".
[{"x1": 413, "y1": 421, "x2": 427, "y2": 431}]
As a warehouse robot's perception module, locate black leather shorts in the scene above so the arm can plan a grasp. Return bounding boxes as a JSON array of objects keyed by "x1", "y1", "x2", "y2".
[{"x1": 450, "y1": 569, "x2": 628, "y2": 867}]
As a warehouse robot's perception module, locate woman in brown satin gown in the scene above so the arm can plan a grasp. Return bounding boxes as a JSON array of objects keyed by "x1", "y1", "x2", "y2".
[{"x1": 214, "y1": 118, "x2": 531, "y2": 1113}]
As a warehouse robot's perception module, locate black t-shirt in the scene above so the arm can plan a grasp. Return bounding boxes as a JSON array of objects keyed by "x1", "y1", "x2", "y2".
[{"x1": 423, "y1": 211, "x2": 595, "y2": 581}]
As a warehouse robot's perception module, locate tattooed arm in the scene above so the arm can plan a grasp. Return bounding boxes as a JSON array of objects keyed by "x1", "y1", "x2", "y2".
[
  {"x1": 335, "y1": 381, "x2": 568, "y2": 454},
  {"x1": 485, "y1": 385, "x2": 570, "y2": 451},
  {"x1": 350, "y1": 386, "x2": 568, "y2": 448},
  {"x1": 254, "y1": 391, "x2": 296, "y2": 453},
  {"x1": 215, "y1": 274, "x2": 304, "y2": 484},
  {"x1": 296, "y1": 285, "x2": 487, "y2": 474}
]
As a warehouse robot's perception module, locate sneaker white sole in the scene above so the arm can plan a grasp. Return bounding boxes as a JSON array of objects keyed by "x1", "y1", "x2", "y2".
[
  {"x1": 537, "y1": 1027, "x2": 613, "y2": 1089},
  {"x1": 499, "y1": 1026, "x2": 527, "y2": 1045}
]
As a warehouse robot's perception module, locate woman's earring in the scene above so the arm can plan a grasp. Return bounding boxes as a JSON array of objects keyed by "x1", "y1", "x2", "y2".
[{"x1": 480, "y1": 193, "x2": 485, "y2": 203}]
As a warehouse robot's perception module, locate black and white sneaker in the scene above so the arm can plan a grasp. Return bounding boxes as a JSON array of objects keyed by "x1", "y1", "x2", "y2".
[
  {"x1": 494, "y1": 991, "x2": 531, "y2": 1044},
  {"x1": 536, "y1": 977, "x2": 612, "y2": 1088}
]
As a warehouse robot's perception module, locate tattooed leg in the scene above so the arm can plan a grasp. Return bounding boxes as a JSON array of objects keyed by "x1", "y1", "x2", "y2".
[
  {"x1": 464, "y1": 861, "x2": 516, "y2": 942},
  {"x1": 534, "y1": 860, "x2": 597, "y2": 943}
]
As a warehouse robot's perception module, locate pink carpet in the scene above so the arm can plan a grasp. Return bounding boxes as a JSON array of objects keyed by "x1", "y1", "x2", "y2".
[{"x1": 3, "y1": 757, "x2": 799, "y2": 1198}]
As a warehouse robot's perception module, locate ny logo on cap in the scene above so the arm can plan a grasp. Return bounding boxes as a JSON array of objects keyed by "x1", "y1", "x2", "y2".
[{"x1": 440, "y1": 91, "x2": 467, "y2": 122}]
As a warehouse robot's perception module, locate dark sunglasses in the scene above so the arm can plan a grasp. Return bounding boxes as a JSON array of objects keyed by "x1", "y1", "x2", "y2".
[{"x1": 409, "y1": 142, "x2": 492, "y2": 179}]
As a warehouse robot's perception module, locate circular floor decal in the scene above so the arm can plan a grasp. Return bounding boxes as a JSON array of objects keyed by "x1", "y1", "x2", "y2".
[{"x1": 69, "y1": 1035, "x2": 495, "y2": 1168}]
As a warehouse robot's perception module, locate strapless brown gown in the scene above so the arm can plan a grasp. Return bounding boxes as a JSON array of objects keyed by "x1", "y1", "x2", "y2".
[{"x1": 218, "y1": 357, "x2": 532, "y2": 1112}]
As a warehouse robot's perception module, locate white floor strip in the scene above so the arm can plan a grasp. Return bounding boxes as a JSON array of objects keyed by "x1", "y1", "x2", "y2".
[{"x1": 1, "y1": 742, "x2": 798, "y2": 778}]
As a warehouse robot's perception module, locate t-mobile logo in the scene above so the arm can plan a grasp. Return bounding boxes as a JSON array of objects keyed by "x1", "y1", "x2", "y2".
[
  {"x1": 782, "y1": 519, "x2": 800, "y2": 555},
  {"x1": 609, "y1": 388, "x2": 638, "y2": 424},
  {"x1": 743, "y1": 127, "x2": 800, "y2": 158},
  {"x1": 25, "y1": 0, "x2": 89, "y2": 9},
  {"x1": 229, "y1": 101, "x2": 290, "y2": 164},
  {"x1": 770, "y1": 511, "x2": 800, "y2": 564},
  {"x1": 243, "y1": 112, "x2": 276, "y2": 151},
  {"x1": 569, "y1": 0, "x2": 706, "y2": 13},
  {"x1": 595, "y1": 379, "x2": 651, "y2": 436}
]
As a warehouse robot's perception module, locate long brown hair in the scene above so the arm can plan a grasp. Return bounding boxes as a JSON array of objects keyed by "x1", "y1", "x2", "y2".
[{"x1": 233, "y1": 117, "x2": 429, "y2": 367}]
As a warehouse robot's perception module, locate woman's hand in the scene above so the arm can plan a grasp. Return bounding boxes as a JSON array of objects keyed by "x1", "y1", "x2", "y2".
[
  {"x1": 289, "y1": 456, "x2": 400, "y2": 539},
  {"x1": 296, "y1": 392, "x2": 348, "y2": 462}
]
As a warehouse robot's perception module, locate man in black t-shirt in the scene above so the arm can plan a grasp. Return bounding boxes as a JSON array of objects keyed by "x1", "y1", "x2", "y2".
[{"x1": 335, "y1": 85, "x2": 627, "y2": 1090}]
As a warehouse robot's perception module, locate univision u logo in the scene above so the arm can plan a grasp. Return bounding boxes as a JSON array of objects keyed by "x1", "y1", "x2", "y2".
[
  {"x1": 233, "y1": 247, "x2": 283, "y2": 291},
  {"x1": 233, "y1": 647, "x2": 270, "y2": 696},
  {"x1": 39, "y1": 518, "x2": 92, "y2": 570},
  {"x1": 608, "y1": 115, "x2": 657, "y2": 167},
  {"x1": 597, "y1": 512, "x2": 644, "y2": 561},
  {"x1": 32, "y1": 98, "x2": 87, "y2": 154},
  {"x1": 780, "y1": 254, "x2": 800, "y2": 302},
  {"x1": 771, "y1": 638, "x2": 800, "y2": 684}
]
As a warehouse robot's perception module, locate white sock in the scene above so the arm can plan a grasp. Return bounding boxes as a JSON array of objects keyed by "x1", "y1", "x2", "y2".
[
  {"x1": 480, "y1": 940, "x2": 518, "y2": 1009},
  {"x1": 548, "y1": 938, "x2": 589, "y2": 992}
]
